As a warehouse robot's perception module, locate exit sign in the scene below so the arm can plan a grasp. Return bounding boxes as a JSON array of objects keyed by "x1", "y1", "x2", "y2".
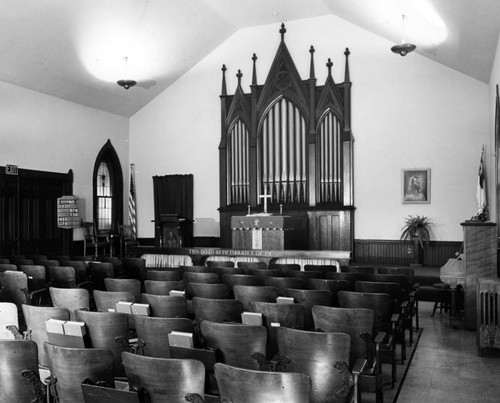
[{"x1": 5, "y1": 164, "x2": 18, "y2": 175}]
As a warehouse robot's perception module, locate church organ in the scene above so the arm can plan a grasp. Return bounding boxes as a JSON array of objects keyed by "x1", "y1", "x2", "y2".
[{"x1": 219, "y1": 24, "x2": 354, "y2": 251}]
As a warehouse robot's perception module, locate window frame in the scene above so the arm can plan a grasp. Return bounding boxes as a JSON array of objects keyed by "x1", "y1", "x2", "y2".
[{"x1": 92, "y1": 140, "x2": 123, "y2": 234}]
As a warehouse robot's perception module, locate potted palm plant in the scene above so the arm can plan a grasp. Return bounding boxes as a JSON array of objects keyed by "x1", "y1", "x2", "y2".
[{"x1": 400, "y1": 215, "x2": 432, "y2": 265}]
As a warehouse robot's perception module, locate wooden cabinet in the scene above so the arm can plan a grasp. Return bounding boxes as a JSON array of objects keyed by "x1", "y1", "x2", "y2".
[{"x1": 308, "y1": 210, "x2": 353, "y2": 251}]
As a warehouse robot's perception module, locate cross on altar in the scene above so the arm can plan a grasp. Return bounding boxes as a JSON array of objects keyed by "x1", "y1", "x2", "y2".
[{"x1": 259, "y1": 190, "x2": 272, "y2": 214}]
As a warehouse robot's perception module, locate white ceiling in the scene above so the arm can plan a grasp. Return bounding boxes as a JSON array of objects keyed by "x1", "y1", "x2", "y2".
[{"x1": 1, "y1": 0, "x2": 499, "y2": 117}]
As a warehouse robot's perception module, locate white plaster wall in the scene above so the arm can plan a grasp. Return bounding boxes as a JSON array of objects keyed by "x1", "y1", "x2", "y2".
[
  {"x1": 488, "y1": 33, "x2": 500, "y2": 224},
  {"x1": 131, "y1": 15, "x2": 489, "y2": 242},
  {"x1": 0, "y1": 81, "x2": 129, "y2": 221}
]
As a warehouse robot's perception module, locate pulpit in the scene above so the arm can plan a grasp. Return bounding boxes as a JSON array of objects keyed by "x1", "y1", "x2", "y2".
[
  {"x1": 231, "y1": 215, "x2": 293, "y2": 250},
  {"x1": 155, "y1": 214, "x2": 193, "y2": 248},
  {"x1": 441, "y1": 221, "x2": 497, "y2": 329}
]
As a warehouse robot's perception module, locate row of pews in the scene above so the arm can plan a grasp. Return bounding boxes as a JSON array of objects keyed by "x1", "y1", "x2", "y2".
[{"x1": 0, "y1": 255, "x2": 417, "y2": 402}]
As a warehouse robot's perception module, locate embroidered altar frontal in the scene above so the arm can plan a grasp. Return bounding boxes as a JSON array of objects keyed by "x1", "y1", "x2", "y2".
[{"x1": 231, "y1": 215, "x2": 293, "y2": 250}]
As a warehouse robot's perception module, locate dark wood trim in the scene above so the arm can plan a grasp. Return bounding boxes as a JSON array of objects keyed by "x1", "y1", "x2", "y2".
[
  {"x1": 0, "y1": 166, "x2": 73, "y2": 257},
  {"x1": 354, "y1": 239, "x2": 462, "y2": 266}
]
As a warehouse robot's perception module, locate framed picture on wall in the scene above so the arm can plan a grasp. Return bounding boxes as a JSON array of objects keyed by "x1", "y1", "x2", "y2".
[{"x1": 402, "y1": 168, "x2": 431, "y2": 204}]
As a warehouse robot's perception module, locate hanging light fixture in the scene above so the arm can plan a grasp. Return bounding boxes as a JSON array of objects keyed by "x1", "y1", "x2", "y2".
[
  {"x1": 116, "y1": 1, "x2": 151, "y2": 89},
  {"x1": 391, "y1": 14, "x2": 416, "y2": 56},
  {"x1": 117, "y1": 57, "x2": 137, "y2": 90}
]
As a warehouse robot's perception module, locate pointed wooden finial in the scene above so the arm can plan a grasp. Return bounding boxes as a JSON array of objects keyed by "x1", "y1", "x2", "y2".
[
  {"x1": 344, "y1": 48, "x2": 351, "y2": 82},
  {"x1": 280, "y1": 23, "x2": 286, "y2": 41},
  {"x1": 326, "y1": 58, "x2": 333, "y2": 76},
  {"x1": 309, "y1": 46, "x2": 315, "y2": 79},
  {"x1": 221, "y1": 64, "x2": 227, "y2": 95},
  {"x1": 236, "y1": 69, "x2": 243, "y2": 87},
  {"x1": 252, "y1": 53, "x2": 258, "y2": 85}
]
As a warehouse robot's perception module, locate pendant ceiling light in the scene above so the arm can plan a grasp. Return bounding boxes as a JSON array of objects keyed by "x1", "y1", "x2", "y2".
[
  {"x1": 391, "y1": 14, "x2": 416, "y2": 56},
  {"x1": 117, "y1": 57, "x2": 137, "y2": 89},
  {"x1": 117, "y1": 1, "x2": 150, "y2": 89}
]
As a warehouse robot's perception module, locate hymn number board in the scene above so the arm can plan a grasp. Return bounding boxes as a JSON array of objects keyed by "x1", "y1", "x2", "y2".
[{"x1": 57, "y1": 195, "x2": 80, "y2": 229}]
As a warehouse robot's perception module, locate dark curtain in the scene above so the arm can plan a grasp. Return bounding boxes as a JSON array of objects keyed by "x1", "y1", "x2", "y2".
[{"x1": 153, "y1": 174, "x2": 193, "y2": 221}]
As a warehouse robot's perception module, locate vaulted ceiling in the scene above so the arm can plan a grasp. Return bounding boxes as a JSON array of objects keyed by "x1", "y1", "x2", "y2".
[{"x1": 1, "y1": 0, "x2": 498, "y2": 117}]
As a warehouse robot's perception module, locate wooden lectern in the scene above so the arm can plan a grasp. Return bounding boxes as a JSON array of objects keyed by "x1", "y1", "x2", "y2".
[
  {"x1": 155, "y1": 214, "x2": 192, "y2": 248},
  {"x1": 441, "y1": 221, "x2": 497, "y2": 329},
  {"x1": 231, "y1": 215, "x2": 293, "y2": 250}
]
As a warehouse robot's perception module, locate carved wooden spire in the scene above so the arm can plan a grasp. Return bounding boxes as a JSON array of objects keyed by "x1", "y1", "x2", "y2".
[
  {"x1": 344, "y1": 48, "x2": 351, "y2": 82},
  {"x1": 280, "y1": 23, "x2": 286, "y2": 42},
  {"x1": 326, "y1": 58, "x2": 333, "y2": 77},
  {"x1": 221, "y1": 64, "x2": 227, "y2": 95},
  {"x1": 252, "y1": 53, "x2": 258, "y2": 85},
  {"x1": 236, "y1": 69, "x2": 243, "y2": 87},
  {"x1": 309, "y1": 46, "x2": 315, "y2": 79}
]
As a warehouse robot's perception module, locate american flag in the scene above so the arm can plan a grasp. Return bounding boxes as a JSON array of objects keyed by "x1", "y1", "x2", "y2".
[{"x1": 128, "y1": 164, "x2": 137, "y2": 239}]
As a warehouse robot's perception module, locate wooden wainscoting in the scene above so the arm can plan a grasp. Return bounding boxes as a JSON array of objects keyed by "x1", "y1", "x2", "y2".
[{"x1": 354, "y1": 239, "x2": 462, "y2": 266}]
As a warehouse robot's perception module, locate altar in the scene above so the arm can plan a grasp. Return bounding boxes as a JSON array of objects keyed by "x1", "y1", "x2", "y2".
[{"x1": 231, "y1": 215, "x2": 293, "y2": 250}]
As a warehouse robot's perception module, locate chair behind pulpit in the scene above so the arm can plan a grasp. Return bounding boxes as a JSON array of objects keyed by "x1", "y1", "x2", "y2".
[{"x1": 82, "y1": 221, "x2": 110, "y2": 259}]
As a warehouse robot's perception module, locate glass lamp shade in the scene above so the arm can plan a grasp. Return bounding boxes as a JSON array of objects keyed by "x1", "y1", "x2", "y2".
[
  {"x1": 391, "y1": 42, "x2": 416, "y2": 56},
  {"x1": 117, "y1": 79, "x2": 137, "y2": 89}
]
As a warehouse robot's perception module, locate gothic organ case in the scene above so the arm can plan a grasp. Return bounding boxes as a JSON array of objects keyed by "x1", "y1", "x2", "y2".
[{"x1": 219, "y1": 24, "x2": 354, "y2": 251}]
